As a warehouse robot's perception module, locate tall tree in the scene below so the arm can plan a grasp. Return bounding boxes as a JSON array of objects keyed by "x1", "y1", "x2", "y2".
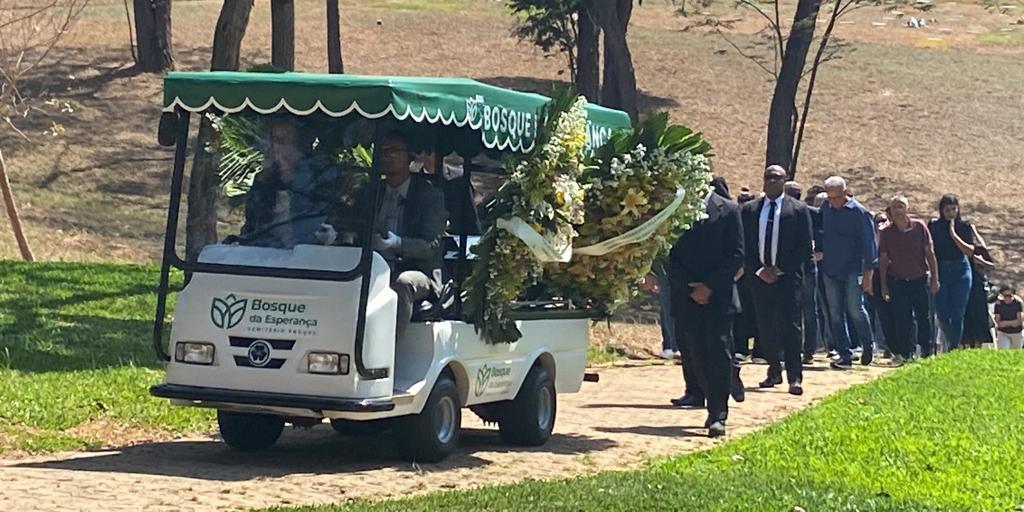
[
  {"x1": 764, "y1": 0, "x2": 822, "y2": 172},
  {"x1": 133, "y1": 0, "x2": 174, "y2": 72},
  {"x1": 271, "y1": 0, "x2": 295, "y2": 71},
  {"x1": 185, "y1": 0, "x2": 254, "y2": 261},
  {"x1": 714, "y1": 0, "x2": 860, "y2": 177},
  {"x1": 326, "y1": 0, "x2": 345, "y2": 73},
  {"x1": 596, "y1": 0, "x2": 638, "y2": 121},
  {"x1": 576, "y1": 4, "x2": 600, "y2": 102}
]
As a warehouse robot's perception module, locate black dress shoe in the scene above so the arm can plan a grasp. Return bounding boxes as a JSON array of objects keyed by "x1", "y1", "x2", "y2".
[
  {"x1": 788, "y1": 381, "x2": 804, "y2": 396},
  {"x1": 670, "y1": 395, "x2": 706, "y2": 408},
  {"x1": 758, "y1": 375, "x2": 783, "y2": 388},
  {"x1": 802, "y1": 353, "x2": 814, "y2": 365},
  {"x1": 860, "y1": 347, "x2": 874, "y2": 366},
  {"x1": 708, "y1": 421, "x2": 726, "y2": 438}
]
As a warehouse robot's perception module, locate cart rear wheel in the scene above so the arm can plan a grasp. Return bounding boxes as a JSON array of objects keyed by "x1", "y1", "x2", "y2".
[
  {"x1": 393, "y1": 374, "x2": 461, "y2": 462},
  {"x1": 217, "y1": 411, "x2": 284, "y2": 451},
  {"x1": 499, "y1": 364, "x2": 556, "y2": 446}
]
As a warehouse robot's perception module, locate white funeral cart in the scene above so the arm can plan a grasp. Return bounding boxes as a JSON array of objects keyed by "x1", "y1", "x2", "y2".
[{"x1": 149, "y1": 72, "x2": 631, "y2": 462}]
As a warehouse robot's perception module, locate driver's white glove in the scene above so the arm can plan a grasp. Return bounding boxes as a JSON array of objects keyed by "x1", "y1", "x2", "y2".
[
  {"x1": 372, "y1": 231, "x2": 402, "y2": 253},
  {"x1": 314, "y1": 223, "x2": 337, "y2": 246}
]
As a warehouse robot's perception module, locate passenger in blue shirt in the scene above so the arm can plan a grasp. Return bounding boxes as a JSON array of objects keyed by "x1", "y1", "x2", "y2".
[{"x1": 819, "y1": 176, "x2": 878, "y2": 369}]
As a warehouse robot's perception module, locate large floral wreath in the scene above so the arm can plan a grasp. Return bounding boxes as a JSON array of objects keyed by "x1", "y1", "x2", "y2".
[
  {"x1": 463, "y1": 95, "x2": 713, "y2": 344},
  {"x1": 461, "y1": 91, "x2": 589, "y2": 344}
]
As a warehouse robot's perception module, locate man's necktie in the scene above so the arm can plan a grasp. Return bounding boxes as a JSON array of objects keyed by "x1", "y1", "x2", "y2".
[{"x1": 764, "y1": 200, "x2": 776, "y2": 267}]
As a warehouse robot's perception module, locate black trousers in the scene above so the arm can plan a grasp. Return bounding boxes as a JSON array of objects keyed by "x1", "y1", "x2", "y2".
[
  {"x1": 748, "y1": 275, "x2": 803, "y2": 384},
  {"x1": 733, "y1": 280, "x2": 757, "y2": 357},
  {"x1": 674, "y1": 292, "x2": 732, "y2": 423},
  {"x1": 890, "y1": 277, "x2": 933, "y2": 358}
]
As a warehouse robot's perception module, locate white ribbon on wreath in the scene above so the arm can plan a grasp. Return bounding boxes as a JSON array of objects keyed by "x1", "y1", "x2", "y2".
[{"x1": 496, "y1": 187, "x2": 687, "y2": 262}]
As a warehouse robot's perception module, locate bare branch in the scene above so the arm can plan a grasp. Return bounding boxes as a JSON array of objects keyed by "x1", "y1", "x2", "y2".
[
  {"x1": 3, "y1": 116, "x2": 30, "y2": 142},
  {"x1": 0, "y1": 1, "x2": 60, "y2": 32},
  {"x1": 714, "y1": 26, "x2": 776, "y2": 78}
]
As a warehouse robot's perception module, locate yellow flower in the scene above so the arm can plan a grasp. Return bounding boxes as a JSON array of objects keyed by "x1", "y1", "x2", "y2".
[{"x1": 619, "y1": 188, "x2": 648, "y2": 218}]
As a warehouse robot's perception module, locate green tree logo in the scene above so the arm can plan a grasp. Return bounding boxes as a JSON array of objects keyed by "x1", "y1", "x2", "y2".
[
  {"x1": 474, "y1": 365, "x2": 492, "y2": 397},
  {"x1": 211, "y1": 294, "x2": 248, "y2": 329}
]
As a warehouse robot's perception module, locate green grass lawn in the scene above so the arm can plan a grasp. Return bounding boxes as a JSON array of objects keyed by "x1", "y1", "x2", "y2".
[
  {"x1": 266, "y1": 350, "x2": 1024, "y2": 512},
  {"x1": 0, "y1": 261, "x2": 212, "y2": 453}
]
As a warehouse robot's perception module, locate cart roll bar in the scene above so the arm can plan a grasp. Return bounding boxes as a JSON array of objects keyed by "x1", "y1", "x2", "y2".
[
  {"x1": 151, "y1": 111, "x2": 391, "y2": 380},
  {"x1": 152, "y1": 109, "x2": 190, "y2": 362}
]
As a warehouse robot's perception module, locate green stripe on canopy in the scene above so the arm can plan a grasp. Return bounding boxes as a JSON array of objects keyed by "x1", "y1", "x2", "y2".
[{"x1": 163, "y1": 71, "x2": 632, "y2": 154}]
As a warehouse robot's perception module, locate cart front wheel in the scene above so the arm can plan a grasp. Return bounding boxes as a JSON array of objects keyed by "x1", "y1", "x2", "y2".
[
  {"x1": 217, "y1": 411, "x2": 284, "y2": 451},
  {"x1": 393, "y1": 374, "x2": 461, "y2": 462},
  {"x1": 499, "y1": 364, "x2": 556, "y2": 446}
]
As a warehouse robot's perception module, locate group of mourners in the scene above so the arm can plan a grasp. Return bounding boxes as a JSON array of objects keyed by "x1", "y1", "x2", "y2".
[{"x1": 650, "y1": 165, "x2": 1023, "y2": 438}]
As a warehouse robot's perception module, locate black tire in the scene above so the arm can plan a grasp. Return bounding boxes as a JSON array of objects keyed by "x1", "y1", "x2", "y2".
[
  {"x1": 330, "y1": 418, "x2": 390, "y2": 436},
  {"x1": 499, "y1": 364, "x2": 556, "y2": 446},
  {"x1": 217, "y1": 410, "x2": 284, "y2": 451},
  {"x1": 393, "y1": 374, "x2": 461, "y2": 462}
]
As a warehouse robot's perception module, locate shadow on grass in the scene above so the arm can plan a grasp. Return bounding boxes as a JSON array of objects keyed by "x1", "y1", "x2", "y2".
[
  {"x1": 15, "y1": 427, "x2": 617, "y2": 481},
  {"x1": 0, "y1": 262, "x2": 164, "y2": 372}
]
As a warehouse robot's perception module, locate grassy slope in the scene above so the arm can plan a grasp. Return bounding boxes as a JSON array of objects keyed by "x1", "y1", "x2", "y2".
[
  {"x1": 267, "y1": 350, "x2": 1024, "y2": 512},
  {"x1": 0, "y1": 261, "x2": 212, "y2": 452}
]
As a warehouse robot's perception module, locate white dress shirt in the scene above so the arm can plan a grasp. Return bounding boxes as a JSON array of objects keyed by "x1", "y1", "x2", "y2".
[{"x1": 758, "y1": 195, "x2": 783, "y2": 267}]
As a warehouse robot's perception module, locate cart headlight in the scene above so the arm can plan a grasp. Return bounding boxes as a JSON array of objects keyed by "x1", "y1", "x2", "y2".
[
  {"x1": 175, "y1": 342, "x2": 215, "y2": 365},
  {"x1": 308, "y1": 352, "x2": 349, "y2": 375}
]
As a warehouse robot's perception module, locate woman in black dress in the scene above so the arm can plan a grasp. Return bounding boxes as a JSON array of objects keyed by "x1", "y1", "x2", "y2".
[{"x1": 962, "y1": 226, "x2": 995, "y2": 348}]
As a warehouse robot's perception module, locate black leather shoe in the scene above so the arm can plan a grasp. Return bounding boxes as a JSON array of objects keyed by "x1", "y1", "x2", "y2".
[
  {"x1": 788, "y1": 381, "x2": 804, "y2": 396},
  {"x1": 802, "y1": 353, "x2": 814, "y2": 365},
  {"x1": 759, "y1": 375, "x2": 783, "y2": 388},
  {"x1": 860, "y1": 347, "x2": 874, "y2": 366},
  {"x1": 731, "y1": 384, "x2": 746, "y2": 403},
  {"x1": 708, "y1": 421, "x2": 726, "y2": 438},
  {"x1": 670, "y1": 395, "x2": 705, "y2": 408}
]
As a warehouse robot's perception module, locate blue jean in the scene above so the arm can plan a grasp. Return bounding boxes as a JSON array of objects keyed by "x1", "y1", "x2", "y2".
[
  {"x1": 823, "y1": 273, "x2": 874, "y2": 362},
  {"x1": 658, "y1": 274, "x2": 677, "y2": 351},
  {"x1": 934, "y1": 258, "x2": 972, "y2": 350},
  {"x1": 817, "y1": 272, "x2": 835, "y2": 352},
  {"x1": 801, "y1": 270, "x2": 820, "y2": 356}
]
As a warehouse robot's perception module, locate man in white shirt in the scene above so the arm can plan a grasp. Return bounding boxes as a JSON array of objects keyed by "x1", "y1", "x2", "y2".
[{"x1": 740, "y1": 165, "x2": 814, "y2": 395}]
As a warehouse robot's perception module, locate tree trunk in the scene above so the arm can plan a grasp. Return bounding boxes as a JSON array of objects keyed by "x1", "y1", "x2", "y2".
[
  {"x1": 271, "y1": 0, "x2": 295, "y2": 71},
  {"x1": 185, "y1": 0, "x2": 253, "y2": 261},
  {"x1": 576, "y1": 4, "x2": 600, "y2": 102},
  {"x1": 792, "y1": 0, "x2": 841, "y2": 176},
  {"x1": 0, "y1": 149, "x2": 34, "y2": 261},
  {"x1": 597, "y1": 0, "x2": 638, "y2": 121},
  {"x1": 326, "y1": 0, "x2": 344, "y2": 73},
  {"x1": 764, "y1": 0, "x2": 822, "y2": 176},
  {"x1": 133, "y1": 0, "x2": 174, "y2": 72}
]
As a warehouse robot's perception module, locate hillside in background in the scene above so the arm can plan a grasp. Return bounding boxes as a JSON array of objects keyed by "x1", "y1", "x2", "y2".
[{"x1": 1, "y1": 0, "x2": 1022, "y2": 283}]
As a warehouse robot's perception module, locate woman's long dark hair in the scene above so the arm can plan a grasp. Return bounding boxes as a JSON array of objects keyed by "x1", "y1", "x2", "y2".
[{"x1": 938, "y1": 193, "x2": 962, "y2": 223}]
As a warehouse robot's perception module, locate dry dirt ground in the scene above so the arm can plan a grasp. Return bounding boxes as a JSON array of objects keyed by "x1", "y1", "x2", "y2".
[
  {"x1": 1, "y1": 0, "x2": 1022, "y2": 284},
  {"x1": 0, "y1": 359, "x2": 886, "y2": 512}
]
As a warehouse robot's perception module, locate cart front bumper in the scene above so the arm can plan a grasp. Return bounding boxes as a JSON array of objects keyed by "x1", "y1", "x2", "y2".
[{"x1": 150, "y1": 384, "x2": 396, "y2": 412}]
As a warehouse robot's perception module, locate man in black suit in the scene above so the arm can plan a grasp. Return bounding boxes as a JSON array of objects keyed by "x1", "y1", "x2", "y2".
[
  {"x1": 668, "y1": 181, "x2": 744, "y2": 437},
  {"x1": 741, "y1": 165, "x2": 814, "y2": 395}
]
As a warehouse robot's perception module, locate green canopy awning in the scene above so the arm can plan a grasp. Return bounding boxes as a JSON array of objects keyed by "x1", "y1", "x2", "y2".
[{"x1": 163, "y1": 71, "x2": 632, "y2": 154}]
